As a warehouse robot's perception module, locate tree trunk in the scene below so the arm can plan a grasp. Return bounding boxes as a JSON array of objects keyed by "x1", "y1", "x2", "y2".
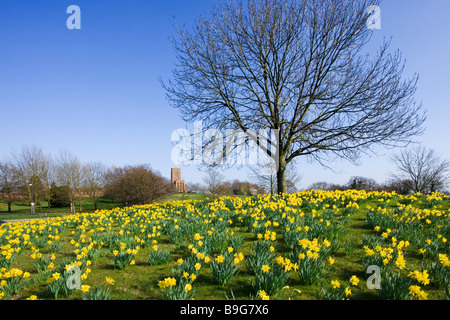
[
  {"x1": 276, "y1": 160, "x2": 287, "y2": 194},
  {"x1": 79, "y1": 196, "x2": 83, "y2": 212},
  {"x1": 47, "y1": 194, "x2": 51, "y2": 214},
  {"x1": 93, "y1": 195, "x2": 98, "y2": 211},
  {"x1": 270, "y1": 175, "x2": 275, "y2": 195},
  {"x1": 8, "y1": 202, "x2": 12, "y2": 214}
]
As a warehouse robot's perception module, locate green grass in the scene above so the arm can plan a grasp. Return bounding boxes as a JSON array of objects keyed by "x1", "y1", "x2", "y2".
[
  {"x1": 163, "y1": 192, "x2": 209, "y2": 202},
  {"x1": 2, "y1": 191, "x2": 449, "y2": 301},
  {"x1": 0, "y1": 198, "x2": 123, "y2": 220},
  {"x1": 0, "y1": 193, "x2": 245, "y2": 219},
  {"x1": 0, "y1": 194, "x2": 211, "y2": 219}
]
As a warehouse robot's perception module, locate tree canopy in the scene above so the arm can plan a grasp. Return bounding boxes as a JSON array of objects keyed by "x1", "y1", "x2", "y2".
[{"x1": 163, "y1": 0, "x2": 426, "y2": 193}]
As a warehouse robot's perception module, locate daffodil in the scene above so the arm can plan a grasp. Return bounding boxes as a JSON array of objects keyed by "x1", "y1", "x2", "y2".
[
  {"x1": 409, "y1": 285, "x2": 428, "y2": 300},
  {"x1": 261, "y1": 265, "x2": 270, "y2": 273},
  {"x1": 52, "y1": 273, "x2": 61, "y2": 281},
  {"x1": 331, "y1": 280, "x2": 340, "y2": 289},
  {"x1": 258, "y1": 290, "x2": 269, "y2": 300},
  {"x1": 408, "y1": 270, "x2": 430, "y2": 286},
  {"x1": 345, "y1": 287, "x2": 352, "y2": 297},
  {"x1": 395, "y1": 255, "x2": 406, "y2": 270},
  {"x1": 350, "y1": 276, "x2": 359, "y2": 286},
  {"x1": 80, "y1": 285, "x2": 90, "y2": 293}
]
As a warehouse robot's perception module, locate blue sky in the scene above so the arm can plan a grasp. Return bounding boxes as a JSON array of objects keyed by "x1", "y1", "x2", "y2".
[{"x1": 0, "y1": 0, "x2": 449, "y2": 189}]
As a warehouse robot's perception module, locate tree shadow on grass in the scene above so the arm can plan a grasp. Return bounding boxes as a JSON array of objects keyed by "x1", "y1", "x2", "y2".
[{"x1": 192, "y1": 271, "x2": 255, "y2": 300}]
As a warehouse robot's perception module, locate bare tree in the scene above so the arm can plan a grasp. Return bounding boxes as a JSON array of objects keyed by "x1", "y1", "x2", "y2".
[
  {"x1": 381, "y1": 178, "x2": 413, "y2": 195},
  {"x1": 203, "y1": 169, "x2": 225, "y2": 200},
  {"x1": 0, "y1": 160, "x2": 21, "y2": 213},
  {"x1": 162, "y1": 0, "x2": 425, "y2": 194},
  {"x1": 39, "y1": 154, "x2": 56, "y2": 214},
  {"x1": 231, "y1": 179, "x2": 265, "y2": 196},
  {"x1": 84, "y1": 162, "x2": 107, "y2": 211},
  {"x1": 249, "y1": 161, "x2": 301, "y2": 194},
  {"x1": 308, "y1": 181, "x2": 331, "y2": 191},
  {"x1": 187, "y1": 182, "x2": 204, "y2": 193},
  {"x1": 249, "y1": 165, "x2": 277, "y2": 195},
  {"x1": 347, "y1": 176, "x2": 378, "y2": 191},
  {"x1": 11, "y1": 145, "x2": 52, "y2": 212},
  {"x1": 55, "y1": 150, "x2": 84, "y2": 213},
  {"x1": 390, "y1": 146, "x2": 450, "y2": 194}
]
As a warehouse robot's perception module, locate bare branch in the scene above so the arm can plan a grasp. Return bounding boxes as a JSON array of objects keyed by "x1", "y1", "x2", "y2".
[{"x1": 163, "y1": 0, "x2": 426, "y2": 193}]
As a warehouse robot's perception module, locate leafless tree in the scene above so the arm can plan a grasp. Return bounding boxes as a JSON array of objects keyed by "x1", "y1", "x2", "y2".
[
  {"x1": 40, "y1": 154, "x2": 56, "y2": 214},
  {"x1": 55, "y1": 150, "x2": 84, "y2": 213},
  {"x1": 308, "y1": 181, "x2": 331, "y2": 191},
  {"x1": 231, "y1": 179, "x2": 265, "y2": 196},
  {"x1": 11, "y1": 145, "x2": 53, "y2": 212},
  {"x1": 381, "y1": 178, "x2": 413, "y2": 195},
  {"x1": 0, "y1": 160, "x2": 21, "y2": 213},
  {"x1": 390, "y1": 146, "x2": 450, "y2": 194},
  {"x1": 83, "y1": 162, "x2": 107, "y2": 211},
  {"x1": 249, "y1": 160, "x2": 301, "y2": 194},
  {"x1": 203, "y1": 169, "x2": 226, "y2": 200},
  {"x1": 249, "y1": 165, "x2": 277, "y2": 195},
  {"x1": 308, "y1": 181, "x2": 347, "y2": 191},
  {"x1": 162, "y1": 0, "x2": 425, "y2": 194},
  {"x1": 347, "y1": 176, "x2": 378, "y2": 191},
  {"x1": 187, "y1": 182, "x2": 205, "y2": 193}
]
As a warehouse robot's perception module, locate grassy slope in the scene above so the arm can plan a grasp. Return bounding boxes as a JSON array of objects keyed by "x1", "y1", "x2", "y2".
[
  {"x1": 5, "y1": 193, "x2": 449, "y2": 300},
  {"x1": 0, "y1": 194, "x2": 206, "y2": 219}
]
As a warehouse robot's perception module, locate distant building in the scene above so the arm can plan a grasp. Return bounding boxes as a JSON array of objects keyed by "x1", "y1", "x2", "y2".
[{"x1": 171, "y1": 168, "x2": 188, "y2": 193}]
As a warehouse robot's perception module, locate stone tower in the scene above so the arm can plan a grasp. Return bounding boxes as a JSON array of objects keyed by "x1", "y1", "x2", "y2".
[{"x1": 171, "y1": 168, "x2": 187, "y2": 193}]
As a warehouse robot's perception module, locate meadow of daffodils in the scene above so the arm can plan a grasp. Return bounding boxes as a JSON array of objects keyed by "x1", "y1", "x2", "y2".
[{"x1": 1, "y1": 190, "x2": 448, "y2": 300}]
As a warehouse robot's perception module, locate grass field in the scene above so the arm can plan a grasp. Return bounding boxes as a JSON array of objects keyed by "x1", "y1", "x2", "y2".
[
  {"x1": 0, "y1": 198, "x2": 122, "y2": 219},
  {"x1": 0, "y1": 194, "x2": 204, "y2": 219},
  {"x1": 0, "y1": 190, "x2": 448, "y2": 301}
]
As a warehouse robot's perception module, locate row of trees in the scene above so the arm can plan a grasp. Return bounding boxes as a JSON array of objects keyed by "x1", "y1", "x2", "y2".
[
  {"x1": 1, "y1": 144, "x2": 447, "y2": 214},
  {"x1": 0, "y1": 146, "x2": 172, "y2": 214},
  {"x1": 0, "y1": 146, "x2": 108, "y2": 214},
  {"x1": 308, "y1": 146, "x2": 450, "y2": 194},
  {"x1": 194, "y1": 161, "x2": 302, "y2": 200},
  {"x1": 390, "y1": 146, "x2": 449, "y2": 194},
  {"x1": 103, "y1": 165, "x2": 172, "y2": 206},
  {"x1": 0, "y1": 144, "x2": 289, "y2": 215},
  {"x1": 197, "y1": 146, "x2": 449, "y2": 197},
  {"x1": 162, "y1": 0, "x2": 426, "y2": 194},
  {"x1": 0, "y1": 145, "x2": 298, "y2": 214},
  {"x1": 192, "y1": 170, "x2": 267, "y2": 201}
]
